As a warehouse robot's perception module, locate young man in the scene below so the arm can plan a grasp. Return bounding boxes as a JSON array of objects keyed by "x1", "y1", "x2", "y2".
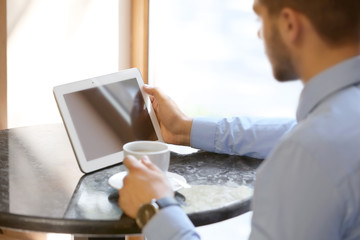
[{"x1": 119, "y1": 0, "x2": 360, "y2": 239}]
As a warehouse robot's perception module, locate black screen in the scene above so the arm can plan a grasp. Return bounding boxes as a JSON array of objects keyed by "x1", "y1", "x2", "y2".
[{"x1": 64, "y1": 79, "x2": 157, "y2": 161}]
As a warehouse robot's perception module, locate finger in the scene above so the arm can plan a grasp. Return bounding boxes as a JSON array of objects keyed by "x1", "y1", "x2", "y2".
[
  {"x1": 153, "y1": 101, "x2": 159, "y2": 112},
  {"x1": 142, "y1": 84, "x2": 154, "y2": 95},
  {"x1": 143, "y1": 85, "x2": 165, "y2": 102},
  {"x1": 140, "y1": 156, "x2": 161, "y2": 172},
  {"x1": 123, "y1": 155, "x2": 142, "y2": 171},
  {"x1": 149, "y1": 95, "x2": 155, "y2": 103},
  {"x1": 143, "y1": 86, "x2": 159, "y2": 111}
]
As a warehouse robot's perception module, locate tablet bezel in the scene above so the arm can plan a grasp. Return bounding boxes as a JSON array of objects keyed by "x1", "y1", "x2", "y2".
[{"x1": 53, "y1": 68, "x2": 163, "y2": 173}]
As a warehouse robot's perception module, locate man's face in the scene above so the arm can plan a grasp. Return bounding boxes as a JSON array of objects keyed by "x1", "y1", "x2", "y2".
[{"x1": 253, "y1": 0, "x2": 299, "y2": 81}]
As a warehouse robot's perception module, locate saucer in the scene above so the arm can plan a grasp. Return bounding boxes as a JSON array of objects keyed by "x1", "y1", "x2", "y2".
[
  {"x1": 108, "y1": 171, "x2": 128, "y2": 190},
  {"x1": 108, "y1": 171, "x2": 188, "y2": 191}
]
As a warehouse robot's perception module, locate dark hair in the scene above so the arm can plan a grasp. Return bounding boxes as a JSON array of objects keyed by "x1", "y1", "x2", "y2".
[{"x1": 259, "y1": 0, "x2": 360, "y2": 45}]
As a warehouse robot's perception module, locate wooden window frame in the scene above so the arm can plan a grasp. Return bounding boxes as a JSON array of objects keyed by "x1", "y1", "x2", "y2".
[
  {"x1": 0, "y1": 0, "x2": 7, "y2": 130},
  {"x1": 131, "y1": 0, "x2": 149, "y2": 84}
]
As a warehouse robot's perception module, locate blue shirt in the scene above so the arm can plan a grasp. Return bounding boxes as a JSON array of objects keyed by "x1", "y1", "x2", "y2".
[{"x1": 143, "y1": 56, "x2": 360, "y2": 240}]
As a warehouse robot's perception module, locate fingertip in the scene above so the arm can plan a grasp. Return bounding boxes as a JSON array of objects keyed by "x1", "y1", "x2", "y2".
[
  {"x1": 142, "y1": 84, "x2": 152, "y2": 93},
  {"x1": 143, "y1": 85, "x2": 159, "y2": 97},
  {"x1": 141, "y1": 156, "x2": 151, "y2": 165},
  {"x1": 141, "y1": 156, "x2": 161, "y2": 171},
  {"x1": 141, "y1": 156, "x2": 155, "y2": 168},
  {"x1": 123, "y1": 155, "x2": 136, "y2": 162},
  {"x1": 123, "y1": 155, "x2": 138, "y2": 168}
]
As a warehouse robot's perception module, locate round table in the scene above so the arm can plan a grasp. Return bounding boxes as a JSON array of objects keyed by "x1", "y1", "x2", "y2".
[{"x1": 0, "y1": 124, "x2": 261, "y2": 237}]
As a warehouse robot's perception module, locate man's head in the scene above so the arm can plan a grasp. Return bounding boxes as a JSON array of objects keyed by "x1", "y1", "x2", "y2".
[
  {"x1": 259, "y1": 0, "x2": 360, "y2": 45},
  {"x1": 253, "y1": 0, "x2": 360, "y2": 82}
]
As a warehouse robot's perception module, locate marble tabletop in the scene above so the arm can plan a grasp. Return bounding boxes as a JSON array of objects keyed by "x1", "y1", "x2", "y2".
[{"x1": 0, "y1": 124, "x2": 262, "y2": 236}]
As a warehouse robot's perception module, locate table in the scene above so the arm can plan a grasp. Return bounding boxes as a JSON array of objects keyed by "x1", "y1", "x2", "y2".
[{"x1": 0, "y1": 124, "x2": 262, "y2": 238}]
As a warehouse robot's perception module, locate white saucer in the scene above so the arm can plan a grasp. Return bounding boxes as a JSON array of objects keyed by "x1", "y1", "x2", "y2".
[
  {"x1": 108, "y1": 171, "x2": 128, "y2": 190},
  {"x1": 108, "y1": 171, "x2": 188, "y2": 191}
]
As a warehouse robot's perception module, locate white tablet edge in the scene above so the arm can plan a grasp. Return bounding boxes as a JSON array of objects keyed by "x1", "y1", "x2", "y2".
[{"x1": 53, "y1": 68, "x2": 163, "y2": 173}]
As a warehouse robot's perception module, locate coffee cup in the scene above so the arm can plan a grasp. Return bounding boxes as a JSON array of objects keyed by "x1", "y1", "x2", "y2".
[{"x1": 123, "y1": 141, "x2": 170, "y2": 171}]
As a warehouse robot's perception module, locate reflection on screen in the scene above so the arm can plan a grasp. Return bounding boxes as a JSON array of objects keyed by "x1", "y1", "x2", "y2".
[{"x1": 64, "y1": 79, "x2": 157, "y2": 161}]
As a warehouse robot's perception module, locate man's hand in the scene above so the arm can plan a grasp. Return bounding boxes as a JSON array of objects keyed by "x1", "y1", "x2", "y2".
[
  {"x1": 143, "y1": 85, "x2": 193, "y2": 146},
  {"x1": 118, "y1": 156, "x2": 174, "y2": 219}
]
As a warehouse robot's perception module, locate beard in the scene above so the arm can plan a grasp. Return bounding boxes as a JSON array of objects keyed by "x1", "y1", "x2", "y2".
[{"x1": 267, "y1": 24, "x2": 299, "y2": 82}]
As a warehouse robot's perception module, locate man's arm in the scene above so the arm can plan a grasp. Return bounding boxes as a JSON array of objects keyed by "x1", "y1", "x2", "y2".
[
  {"x1": 120, "y1": 86, "x2": 296, "y2": 240},
  {"x1": 191, "y1": 116, "x2": 297, "y2": 159},
  {"x1": 144, "y1": 85, "x2": 297, "y2": 159},
  {"x1": 118, "y1": 156, "x2": 200, "y2": 240}
]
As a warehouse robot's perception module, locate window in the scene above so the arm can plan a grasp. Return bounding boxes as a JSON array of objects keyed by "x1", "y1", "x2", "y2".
[
  {"x1": 149, "y1": 0, "x2": 302, "y2": 118},
  {"x1": 7, "y1": 0, "x2": 129, "y2": 128}
]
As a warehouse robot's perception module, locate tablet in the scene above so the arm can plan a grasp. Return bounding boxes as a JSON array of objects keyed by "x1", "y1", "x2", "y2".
[{"x1": 53, "y1": 68, "x2": 163, "y2": 173}]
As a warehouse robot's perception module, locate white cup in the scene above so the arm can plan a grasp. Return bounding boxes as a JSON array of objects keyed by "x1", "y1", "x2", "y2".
[{"x1": 123, "y1": 141, "x2": 170, "y2": 171}]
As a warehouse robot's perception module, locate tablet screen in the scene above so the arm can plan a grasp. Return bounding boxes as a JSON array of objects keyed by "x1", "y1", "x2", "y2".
[{"x1": 63, "y1": 78, "x2": 157, "y2": 162}]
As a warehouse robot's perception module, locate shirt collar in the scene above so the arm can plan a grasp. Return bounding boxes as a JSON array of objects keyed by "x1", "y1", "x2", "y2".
[{"x1": 296, "y1": 55, "x2": 360, "y2": 121}]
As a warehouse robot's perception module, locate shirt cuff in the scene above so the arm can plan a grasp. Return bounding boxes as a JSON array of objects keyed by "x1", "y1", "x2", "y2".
[
  {"x1": 143, "y1": 205, "x2": 198, "y2": 240},
  {"x1": 190, "y1": 117, "x2": 222, "y2": 152}
]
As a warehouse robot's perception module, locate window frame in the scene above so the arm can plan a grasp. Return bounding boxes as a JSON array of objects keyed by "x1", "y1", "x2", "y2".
[
  {"x1": 0, "y1": 0, "x2": 7, "y2": 130},
  {"x1": 131, "y1": 0, "x2": 149, "y2": 84}
]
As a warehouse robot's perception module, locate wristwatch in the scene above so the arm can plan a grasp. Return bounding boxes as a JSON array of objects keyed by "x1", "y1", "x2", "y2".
[{"x1": 136, "y1": 197, "x2": 180, "y2": 229}]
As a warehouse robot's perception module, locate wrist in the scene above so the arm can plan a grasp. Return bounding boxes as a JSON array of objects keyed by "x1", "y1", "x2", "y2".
[{"x1": 183, "y1": 117, "x2": 193, "y2": 146}]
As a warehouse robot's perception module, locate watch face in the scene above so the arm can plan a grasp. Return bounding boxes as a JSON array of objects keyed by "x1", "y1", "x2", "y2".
[{"x1": 136, "y1": 203, "x2": 158, "y2": 229}]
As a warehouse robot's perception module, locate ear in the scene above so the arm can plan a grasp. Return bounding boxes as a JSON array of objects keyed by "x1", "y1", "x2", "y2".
[{"x1": 278, "y1": 8, "x2": 302, "y2": 44}]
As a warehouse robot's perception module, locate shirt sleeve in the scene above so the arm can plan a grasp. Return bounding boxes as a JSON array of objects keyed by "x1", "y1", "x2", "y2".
[
  {"x1": 143, "y1": 206, "x2": 200, "y2": 240},
  {"x1": 190, "y1": 116, "x2": 296, "y2": 159}
]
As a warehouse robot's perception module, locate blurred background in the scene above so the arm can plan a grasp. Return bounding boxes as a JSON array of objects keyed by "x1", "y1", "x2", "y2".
[
  {"x1": 6, "y1": 0, "x2": 302, "y2": 129},
  {"x1": 149, "y1": 0, "x2": 302, "y2": 118}
]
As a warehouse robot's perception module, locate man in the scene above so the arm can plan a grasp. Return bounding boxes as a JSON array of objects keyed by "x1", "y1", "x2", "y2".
[{"x1": 119, "y1": 0, "x2": 360, "y2": 239}]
